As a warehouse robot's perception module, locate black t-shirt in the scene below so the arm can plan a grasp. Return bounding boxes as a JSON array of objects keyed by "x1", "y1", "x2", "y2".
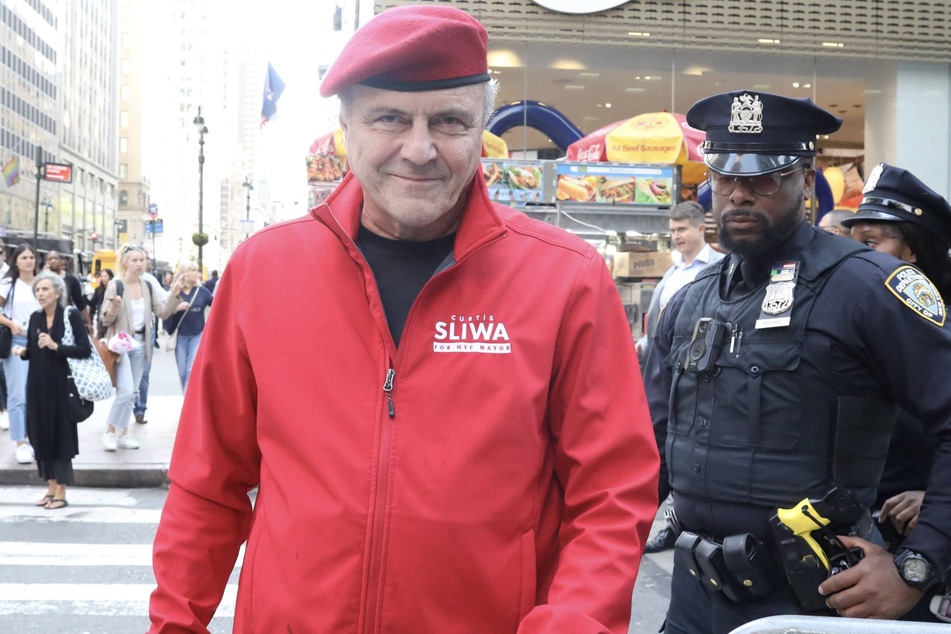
[{"x1": 356, "y1": 225, "x2": 455, "y2": 348}]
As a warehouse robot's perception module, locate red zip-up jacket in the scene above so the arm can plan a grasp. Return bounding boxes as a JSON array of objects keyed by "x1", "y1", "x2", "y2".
[{"x1": 149, "y1": 173, "x2": 659, "y2": 633}]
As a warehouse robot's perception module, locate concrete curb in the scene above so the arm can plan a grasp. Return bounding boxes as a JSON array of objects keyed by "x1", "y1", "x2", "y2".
[{"x1": 0, "y1": 463, "x2": 170, "y2": 488}]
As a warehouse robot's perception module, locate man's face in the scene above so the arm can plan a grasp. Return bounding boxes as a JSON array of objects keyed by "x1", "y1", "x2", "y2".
[
  {"x1": 340, "y1": 83, "x2": 485, "y2": 241},
  {"x1": 669, "y1": 218, "x2": 705, "y2": 255},
  {"x1": 712, "y1": 167, "x2": 814, "y2": 260},
  {"x1": 47, "y1": 252, "x2": 64, "y2": 273}
]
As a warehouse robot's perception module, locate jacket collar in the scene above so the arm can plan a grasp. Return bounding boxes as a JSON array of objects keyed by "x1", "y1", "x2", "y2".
[{"x1": 312, "y1": 171, "x2": 506, "y2": 259}]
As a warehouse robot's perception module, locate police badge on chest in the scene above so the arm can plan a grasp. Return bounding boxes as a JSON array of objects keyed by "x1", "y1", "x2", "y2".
[{"x1": 755, "y1": 261, "x2": 800, "y2": 329}]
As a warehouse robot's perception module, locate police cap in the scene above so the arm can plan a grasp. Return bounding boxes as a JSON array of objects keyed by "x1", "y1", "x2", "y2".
[
  {"x1": 319, "y1": 6, "x2": 490, "y2": 98},
  {"x1": 841, "y1": 162, "x2": 951, "y2": 248},
  {"x1": 686, "y1": 90, "x2": 842, "y2": 176}
]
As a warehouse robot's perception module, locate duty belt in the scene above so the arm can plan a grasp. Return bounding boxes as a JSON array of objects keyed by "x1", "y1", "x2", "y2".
[
  {"x1": 675, "y1": 530, "x2": 786, "y2": 603},
  {"x1": 674, "y1": 504, "x2": 874, "y2": 606}
]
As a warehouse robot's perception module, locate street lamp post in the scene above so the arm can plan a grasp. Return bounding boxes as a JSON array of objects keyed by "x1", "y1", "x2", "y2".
[
  {"x1": 242, "y1": 176, "x2": 253, "y2": 238},
  {"x1": 193, "y1": 108, "x2": 209, "y2": 274},
  {"x1": 41, "y1": 198, "x2": 53, "y2": 233}
]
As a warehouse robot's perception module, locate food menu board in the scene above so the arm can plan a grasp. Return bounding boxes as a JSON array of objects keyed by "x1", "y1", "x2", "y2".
[
  {"x1": 306, "y1": 154, "x2": 346, "y2": 185},
  {"x1": 554, "y1": 163, "x2": 679, "y2": 206},
  {"x1": 481, "y1": 159, "x2": 546, "y2": 204}
]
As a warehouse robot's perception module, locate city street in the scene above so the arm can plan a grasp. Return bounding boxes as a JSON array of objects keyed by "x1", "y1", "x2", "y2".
[
  {"x1": 0, "y1": 345, "x2": 674, "y2": 633},
  {"x1": 0, "y1": 482, "x2": 672, "y2": 633}
]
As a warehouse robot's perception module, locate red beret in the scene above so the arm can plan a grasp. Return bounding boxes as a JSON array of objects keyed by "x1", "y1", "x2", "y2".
[{"x1": 319, "y1": 5, "x2": 490, "y2": 98}]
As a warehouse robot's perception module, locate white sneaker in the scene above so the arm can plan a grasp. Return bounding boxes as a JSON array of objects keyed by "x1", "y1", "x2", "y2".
[
  {"x1": 102, "y1": 431, "x2": 118, "y2": 452},
  {"x1": 0, "y1": 411, "x2": 8, "y2": 431},
  {"x1": 117, "y1": 435, "x2": 140, "y2": 450},
  {"x1": 14, "y1": 443, "x2": 34, "y2": 464}
]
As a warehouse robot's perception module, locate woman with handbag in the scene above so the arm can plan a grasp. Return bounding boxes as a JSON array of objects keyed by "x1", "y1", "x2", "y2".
[
  {"x1": 10, "y1": 271, "x2": 92, "y2": 509},
  {"x1": 163, "y1": 260, "x2": 213, "y2": 391},
  {"x1": 0, "y1": 245, "x2": 40, "y2": 465},
  {"x1": 99, "y1": 244, "x2": 178, "y2": 451}
]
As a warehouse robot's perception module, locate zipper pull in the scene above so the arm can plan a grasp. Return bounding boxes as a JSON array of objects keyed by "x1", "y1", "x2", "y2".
[{"x1": 383, "y1": 368, "x2": 395, "y2": 418}]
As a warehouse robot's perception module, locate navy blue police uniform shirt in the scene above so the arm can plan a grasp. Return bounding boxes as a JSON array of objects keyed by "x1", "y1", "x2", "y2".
[{"x1": 643, "y1": 220, "x2": 951, "y2": 581}]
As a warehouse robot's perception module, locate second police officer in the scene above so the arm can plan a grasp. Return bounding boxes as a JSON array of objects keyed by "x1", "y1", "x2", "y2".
[{"x1": 644, "y1": 89, "x2": 951, "y2": 633}]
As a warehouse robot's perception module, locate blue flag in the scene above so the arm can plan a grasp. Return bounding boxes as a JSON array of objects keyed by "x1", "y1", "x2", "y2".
[{"x1": 261, "y1": 63, "x2": 286, "y2": 127}]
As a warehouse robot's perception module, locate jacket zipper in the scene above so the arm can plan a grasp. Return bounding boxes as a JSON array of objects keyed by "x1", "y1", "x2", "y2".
[
  {"x1": 364, "y1": 365, "x2": 395, "y2": 633},
  {"x1": 315, "y1": 207, "x2": 505, "y2": 631},
  {"x1": 382, "y1": 368, "x2": 395, "y2": 418}
]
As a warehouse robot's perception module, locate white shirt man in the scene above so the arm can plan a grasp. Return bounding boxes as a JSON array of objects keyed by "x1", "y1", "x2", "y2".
[{"x1": 637, "y1": 201, "x2": 724, "y2": 361}]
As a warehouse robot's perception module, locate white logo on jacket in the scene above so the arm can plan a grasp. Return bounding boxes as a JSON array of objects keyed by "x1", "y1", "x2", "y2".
[{"x1": 433, "y1": 314, "x2": 511, "y2": 354}]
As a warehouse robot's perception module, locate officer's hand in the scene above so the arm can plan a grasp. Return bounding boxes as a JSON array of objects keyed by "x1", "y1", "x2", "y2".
[
  {"x1": 879, "y1": 490, "x2": 924, "y2": 534},
  {"x1": 818, "y1": 535, "x2": 923, "y2": 619}
]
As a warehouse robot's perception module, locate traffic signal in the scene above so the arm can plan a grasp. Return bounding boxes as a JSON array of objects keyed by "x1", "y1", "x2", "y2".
[{"x1": 90, "y1": 231, "x2": 99, "y2": 243}]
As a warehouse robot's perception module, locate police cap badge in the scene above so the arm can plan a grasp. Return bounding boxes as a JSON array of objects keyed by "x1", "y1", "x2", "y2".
[
  {"x1": 841, "y1": 163, "x2": 951, "y2": 249},
  {"x1": 686, "y1": 90, "x2": 842, "y2": 176}
]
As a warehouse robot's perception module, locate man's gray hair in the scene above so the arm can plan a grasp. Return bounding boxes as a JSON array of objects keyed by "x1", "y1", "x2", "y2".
[
  {"x1": 339, "y1": 78, "x2": 500, "y2": 128},
  {"x1": 669, "y1": 200, "x2": 706, "y2": 226},
  {"x1": 33, "y1": 270, "x2": 68, "y2": 307}
]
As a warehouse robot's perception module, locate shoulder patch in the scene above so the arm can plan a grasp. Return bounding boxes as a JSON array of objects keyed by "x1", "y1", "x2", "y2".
[{"x1": 884, "y1": 266, "x2": 946, "y2": 327}]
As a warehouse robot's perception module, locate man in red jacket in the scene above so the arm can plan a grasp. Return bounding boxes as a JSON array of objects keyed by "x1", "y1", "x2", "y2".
[{"x1": 148, "y1": 6, "x2": 659, "y2": 633}]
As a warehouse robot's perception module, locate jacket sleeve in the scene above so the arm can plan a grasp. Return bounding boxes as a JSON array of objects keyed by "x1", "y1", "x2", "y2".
[
  {"x1": 20, "y1": 312, "x2": 38, "y2": 360},
  {"x1": 99, "y1": 281, "x2": 118, "y2": 327},
  {"x1": 154, "y1": 284, "x2": 181, "y2": 320},
  {"x1": 642, "y1": 287, "x2": 687, "y2": 503},
  {"x1": 149, "y1": 260, "x2": 259, "y2": 632},
  {"x1": 828, "y1": 257, "x2": 951, "y2": 581},
  {"x1": 517, "y1": 251, "x2": 659, "y2": 634}
]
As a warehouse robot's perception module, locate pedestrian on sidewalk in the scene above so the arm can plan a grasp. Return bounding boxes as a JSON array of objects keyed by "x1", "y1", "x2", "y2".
[
  {"x1": 162, "y1": 261, "x2": 212, "y2": 392},
  {"x1": 99, "y1": 244, "x2": 178, "y2": 451},
  {"x1": 11, "y1": 271, "x2": 92, "y2": 510},
  {"x1": 0, "y1": 245, "x2": 40, "y2": 465},
  {"x1": 132, "y1": 251, "x2": 169, "y2": 425},
  {"x1": 45, "y1": 250, "x2": 93, "y2": 335},
  {"x1": 0, "y1": 240, "x2": 8, "y2": 434}
]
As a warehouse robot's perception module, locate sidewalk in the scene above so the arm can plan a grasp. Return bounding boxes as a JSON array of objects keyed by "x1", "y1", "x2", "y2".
[{"x1": 0, "y1": 384, "x2": 184, "y2": 489}]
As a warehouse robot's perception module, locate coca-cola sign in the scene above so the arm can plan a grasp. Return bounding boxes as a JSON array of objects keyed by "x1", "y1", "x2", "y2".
[{"x1": 531, "y1": 0, "x2": 627, "y2": 13}]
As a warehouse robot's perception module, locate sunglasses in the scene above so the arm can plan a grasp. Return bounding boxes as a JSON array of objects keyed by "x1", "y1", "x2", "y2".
[{"x1": 708, "y1": 167, "x2": 806, "y2": 197}]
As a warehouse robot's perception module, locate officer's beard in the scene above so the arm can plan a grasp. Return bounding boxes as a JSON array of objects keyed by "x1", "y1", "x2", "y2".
[{"x1": 716, "y1": 201, "x2": 804, "y2": 262}]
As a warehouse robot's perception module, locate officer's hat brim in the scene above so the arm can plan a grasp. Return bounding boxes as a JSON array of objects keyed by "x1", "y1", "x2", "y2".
[
  {"x1": 704, "y1": 152, "x2": 803, "y2": 176},
  {"x1": 839, "y1": 208, "x2": 904, "y2": 228}
]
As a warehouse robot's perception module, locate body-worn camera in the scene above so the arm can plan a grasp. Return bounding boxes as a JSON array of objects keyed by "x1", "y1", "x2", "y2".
[{"x1": 685, "y1": 317, "x2": 728, "y2": 375}]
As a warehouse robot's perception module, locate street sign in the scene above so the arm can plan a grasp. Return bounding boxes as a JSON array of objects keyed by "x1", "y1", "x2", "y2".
[
  {"x1": 145, "y1": 219, "x2": 164, "y2": 235},
  {"x1": 43, "y1": 163, "x2": 73, "y2": 183},
  {"x1": 147, "y1": 203, "x2": 158, "y2": 218}
]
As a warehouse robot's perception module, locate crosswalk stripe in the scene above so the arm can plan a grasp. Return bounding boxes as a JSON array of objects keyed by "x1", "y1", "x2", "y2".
[
  {"x1": 0, "y1": 487, "x2": 243, "y2": 627},
  {"x1": 0, "y1": 542, "x2": 244, "y2": 568},
  {"x1": 0, "y1": 583, "x2": 237, "y2": 617},
  {"x1": 0, "y1": 486, "x2": 143, "y2": 507},
  {"x1": 0, "y1": 543, "x2": 153, "y2": 566},
  {"x1": 0, "y1": 505, "x2": 162, "y2": 523}
]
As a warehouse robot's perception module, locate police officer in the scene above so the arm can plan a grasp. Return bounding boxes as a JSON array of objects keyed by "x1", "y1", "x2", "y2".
[
  {"x1": 644, "y1": 90, "x2": 951, "y2": 633},
  {"x1": 841, "y1": 164, "x2": 951, "y2": 623},
  {"x1": 842, "y1": 163, "x2": 951, "y2": 301}
]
